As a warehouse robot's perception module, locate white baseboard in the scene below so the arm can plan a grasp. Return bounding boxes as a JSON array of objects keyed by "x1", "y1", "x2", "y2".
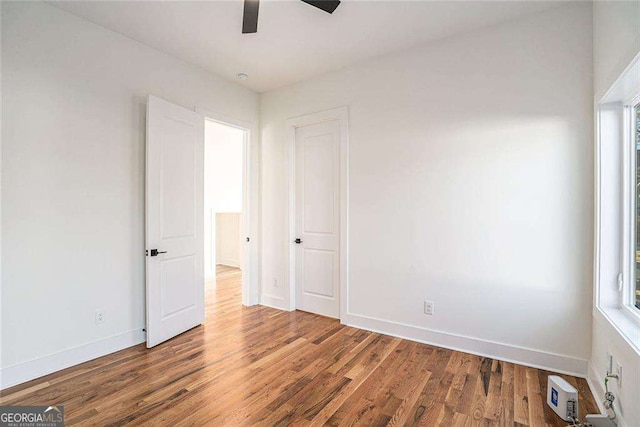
[
  {"x1": 0, "y1": 329, "x2": 145, "y2": 390},
  {"x1": 588, "y1": 362, "x2": 606, "y2": 413},
  {"x1": 216, "y1": 259, "x2": 240, "y2": 268},
  {"x1": 587, "y1": 361, "x2": 627, "y2": 427},
  {"x1": 260, "y1": 293, "x2": 290, "y2": 311},
  {"x1": 343, "y1": 312, "x2": 589, "y2": 377}
]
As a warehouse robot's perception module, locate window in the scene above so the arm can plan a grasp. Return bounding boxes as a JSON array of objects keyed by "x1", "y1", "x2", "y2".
[
  {"x1": 622, "y1": 95, "x2": 640, "y2": 321},
  {"x1": 595, "y1": 55, "x2": 640, "y2": 350}
]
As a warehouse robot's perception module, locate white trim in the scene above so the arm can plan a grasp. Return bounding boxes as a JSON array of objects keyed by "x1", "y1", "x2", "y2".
[
  {"x1": 207, "y1": 208, "x2": 217, "y2": 280},
  {"x1": 593, "y1": 51, "x2": 640, "y2": 354},
  {"x1": 624, "y1": 91, "x2": 640, "y2": 112},
  {"x1": 343, "y1": 312, "x2": 589, "y2": 377},
  {"x1": 621, "y1": 102, "x2": 632, "y2": 310},
  {"x1": 587, "y1": 361, "x2": 629, "y2": 427},
  {"x1": 195, "y1": 109, "x2": 254, "y2": 132},
  {"x1": 0, "y1": 329, "x2": 145, "y2": 390},
  {"x1": 196, "y1": 107, "x2": 260, "y2": 306},
  {"x1": 621, "y1": 99, "x2": 640, "y2": 326},
  {"x1": 260, "y1": 293, "x2": 290, "y2": 311},
  {"x1": 594, "y1": 96, "x2": 602, "y2": 313},
  {"x1": 284, "y1": 107, "x2": 349, "y2": 317},
  {"x1": 620, "y1": 99, "x2": 640, "y2": 319},
  {"x1": 587, "y1": 362, "x2": 607, "y2": 415},
  {"x1": 594, "y1": 306, "x2": 640, "y2": 355},
  {"x1": 593, "y1": 101, "x2": 623, "y2": 318},
  {"x1": 598, "y1": 49, "x2": 640, "y2": 104},
  {"x1": 216, "y1": 259, "x2": 240, "y2": 268}
]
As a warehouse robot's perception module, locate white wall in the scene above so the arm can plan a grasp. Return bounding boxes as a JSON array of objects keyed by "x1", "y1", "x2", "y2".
[
  {"x1": 260, "y1": 3, "x2": 594, "y2": 375},
  {"x1": 1, "y1": 1, "x2": 258, "y2": 386},
  {"x1": 594, "y1": 0, "x2": 640, "y2": 101},
  {"x1": 590, "y1": 2, "x2": 640, "y2": 425},
  {"x1": 204, "y1": 121, "x2": 244, "y2": 277},
  {"x1": 205, "y1": 121, "x2": 244, "y2": 213},
  {"x1": 216, "y1": 213, "x2": 242, "y2": 268}
]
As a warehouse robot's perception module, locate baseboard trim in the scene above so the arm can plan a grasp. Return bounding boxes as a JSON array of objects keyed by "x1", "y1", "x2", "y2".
[
  {"x1": 0, "y1": 329, "x2": 146, "y2": 390},
  {"x1": 216, "y1": 259, "x2": 240, "y2": 268},
  {"x1": 587, "y1": 361, "x2": 627, "y2": 427},
  {"x1": 343, "y1": 312, "x2": 589, "y2": 377},
  {"x1": 260, "y1": 293, "x2": 289, "y2": 311},
  {"x1": 587, "y1": 362, "x2": 606, "y2": 413}
]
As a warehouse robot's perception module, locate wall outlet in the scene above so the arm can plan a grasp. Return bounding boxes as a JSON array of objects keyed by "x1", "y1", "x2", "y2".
[
  {"x1": 95, "y1": 309, "x2": 106, "y2": 325},
  {"x1": 273, "y1": 278, "x2": 279, "y2": 288},
  {"x1": 606, "y1": 351, "x2": 613, "y2": 374},
  {"x1": 424, "y1": 301, "x2": 434, "y2": 315},
  {"x1": 615, "y1": 361, "x2": 622, "y2": 387}
]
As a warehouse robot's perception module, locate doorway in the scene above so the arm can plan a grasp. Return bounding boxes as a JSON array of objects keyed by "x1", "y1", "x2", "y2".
[
  {"x1": 146, "y1": 96, "x2": 258, "y2": 348},
  {"x1": 204, "y1": 119, "x2": 247, "y2": 302}
]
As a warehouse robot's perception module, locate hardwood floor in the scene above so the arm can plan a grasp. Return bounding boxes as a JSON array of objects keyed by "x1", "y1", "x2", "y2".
[{"x1": 1, "y1": 266, "x2": 597, "y2": 426}]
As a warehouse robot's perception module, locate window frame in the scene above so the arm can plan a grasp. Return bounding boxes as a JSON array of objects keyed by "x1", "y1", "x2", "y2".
[
  {"x1": 621, "y1": 91, "x2": 640, "y2": 326},
  {"x1": 594, "y1": 49, "x2": 640, "y2": 354}
]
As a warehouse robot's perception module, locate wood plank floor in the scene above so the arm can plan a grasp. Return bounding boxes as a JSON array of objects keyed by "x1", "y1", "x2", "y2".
[{"x1": 1, "y1": 266, "x2": 597, "y2": 426}]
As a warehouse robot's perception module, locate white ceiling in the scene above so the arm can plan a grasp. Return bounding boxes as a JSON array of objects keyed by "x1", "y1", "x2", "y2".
[{"x1": 50, "y1": 0, "x2": 568, "y2": 93}]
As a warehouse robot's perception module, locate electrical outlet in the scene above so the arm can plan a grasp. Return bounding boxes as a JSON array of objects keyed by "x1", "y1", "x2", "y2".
[
  {"x1": 95, "y1": 309, "x2": 105, "y2": 325},
  {"x1": 606, "y1": 351, "x2": 613, "y2": 374},
  {"x1": 273, "y1": 278, "x2": 279, "y2": 288},
  {"x1": 615, "y1": 361, "x2": 622, "y2": 387},
  {"x1": 424, "y1": 301, "x2": 434, "y2": 315}
]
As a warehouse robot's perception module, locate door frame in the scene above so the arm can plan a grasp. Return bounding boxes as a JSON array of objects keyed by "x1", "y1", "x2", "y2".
[
  {"x1": 196, "y1": 107, "x2": 260, "y2": 307},
  {"x1": 285, "y1": 106, "x2": 349, "y2": 320}
]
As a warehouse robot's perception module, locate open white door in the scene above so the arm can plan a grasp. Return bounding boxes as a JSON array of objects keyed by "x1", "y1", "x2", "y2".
[{"x1": 146, "y1": 95, "x2": 204, "y2": 348}]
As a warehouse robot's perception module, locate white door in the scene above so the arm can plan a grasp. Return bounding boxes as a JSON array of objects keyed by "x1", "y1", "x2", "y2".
[
  {"x1": 295, "y1": 119, "x2": 341, "y2": 318},
  {"x1": 146, "y1": 95, "x2": 204, "y2": 348}
]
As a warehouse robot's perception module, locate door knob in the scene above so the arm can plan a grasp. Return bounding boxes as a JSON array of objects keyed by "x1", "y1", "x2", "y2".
[
  {"x1": 148, "y1": 249, "x2": 167, "y2": 257},
  {"x1": 294, "y1": 238, "x2": 302, "y2": 244}
]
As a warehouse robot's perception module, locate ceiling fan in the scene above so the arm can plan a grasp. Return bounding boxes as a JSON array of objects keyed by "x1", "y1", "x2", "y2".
[{"x1": 242, "y1": 0, "x2": 341, "y2": 34}]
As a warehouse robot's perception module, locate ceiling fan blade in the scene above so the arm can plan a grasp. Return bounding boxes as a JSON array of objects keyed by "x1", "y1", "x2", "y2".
[
  {"x1": 300, "y1": 0, "x2": 341, "y2": 14},
  {"x1": 242, "y1": 0, "x2": 259, "y2": 34}
]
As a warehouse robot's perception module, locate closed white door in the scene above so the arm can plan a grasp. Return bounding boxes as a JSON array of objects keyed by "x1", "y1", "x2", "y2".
[
  {"x1": 146, "y1": 95, "x2": 204, "y2": 348},
  {"x1": 295, "y1": 119, "x2": 341, "y2": 318}
]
